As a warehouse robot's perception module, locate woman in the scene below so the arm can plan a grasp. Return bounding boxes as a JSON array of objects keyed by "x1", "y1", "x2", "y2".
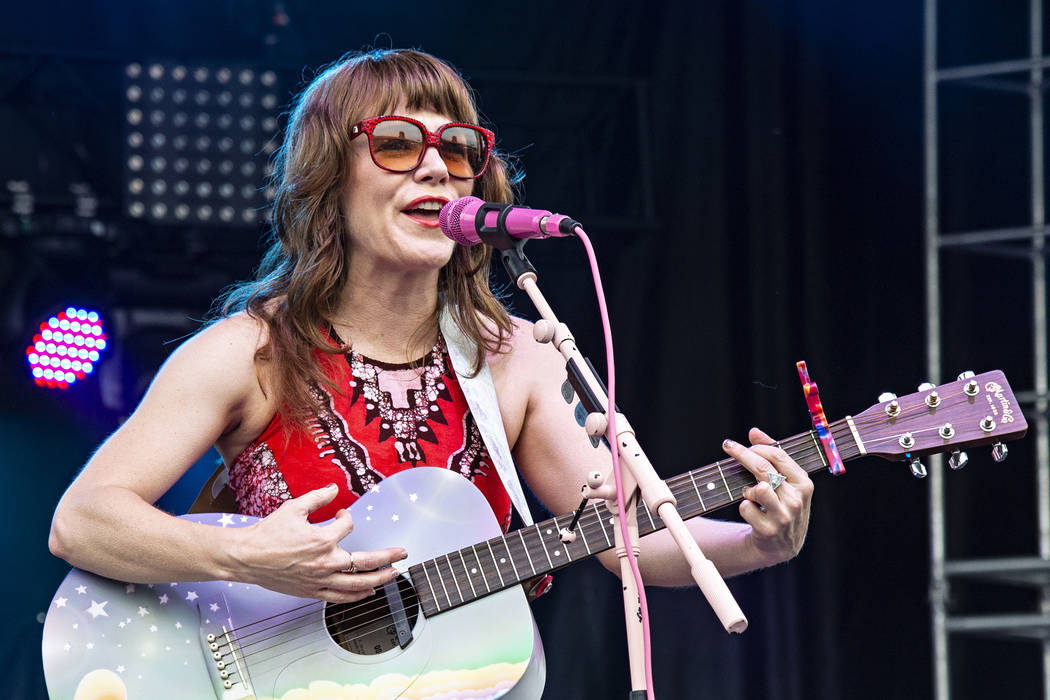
[{"x1": 49, "y1": 48, "x2": 812, "y2": 688}]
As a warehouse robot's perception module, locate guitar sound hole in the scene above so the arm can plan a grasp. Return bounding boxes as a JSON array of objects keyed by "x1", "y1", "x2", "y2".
[{"x1": 324, "y1": 573, "x2": 419, "y2": 655}]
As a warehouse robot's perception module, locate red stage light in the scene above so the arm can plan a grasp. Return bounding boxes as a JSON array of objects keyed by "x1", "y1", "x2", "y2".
[{"x1": 26, "y1": 307, "x2": 107, "y2": 389}]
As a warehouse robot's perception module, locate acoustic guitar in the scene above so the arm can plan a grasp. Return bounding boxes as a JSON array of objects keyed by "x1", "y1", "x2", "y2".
[{"x1": 42, "y1": 370, "x2": 1026, "y2": 699}]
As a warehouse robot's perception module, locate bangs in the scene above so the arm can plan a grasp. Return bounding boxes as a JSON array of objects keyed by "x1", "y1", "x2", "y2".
[{"x1": 343, "y1": 50, "x2": 479, "y2": 125}]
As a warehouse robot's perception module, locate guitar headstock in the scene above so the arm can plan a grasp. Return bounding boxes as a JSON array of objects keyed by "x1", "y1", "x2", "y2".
[{"x1": 851, "y1": 370, "x2": 1027, "y2": 463}]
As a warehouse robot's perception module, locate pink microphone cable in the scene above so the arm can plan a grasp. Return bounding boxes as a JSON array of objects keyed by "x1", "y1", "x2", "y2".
[{"x1": 573, "y1": 225, "x2": 656, "y2": 700}]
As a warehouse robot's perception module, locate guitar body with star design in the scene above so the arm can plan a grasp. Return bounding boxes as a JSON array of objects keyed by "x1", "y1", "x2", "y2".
[{"x1": 43, "y1": 467, "x2": 545, "y2": 700}]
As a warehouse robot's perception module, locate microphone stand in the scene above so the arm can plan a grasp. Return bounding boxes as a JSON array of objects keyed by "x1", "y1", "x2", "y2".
[{"x1": 494, "y1": 240, "x2": 748, "y2": 699}]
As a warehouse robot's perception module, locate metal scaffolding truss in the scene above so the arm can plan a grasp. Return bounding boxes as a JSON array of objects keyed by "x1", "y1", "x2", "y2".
[{"x1": 925, "y1": 1, "x2": 1050, "y2": 699}]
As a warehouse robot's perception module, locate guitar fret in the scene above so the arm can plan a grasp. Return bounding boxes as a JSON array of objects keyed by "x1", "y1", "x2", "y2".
[
  {"x1": 518, "y1": 529, "x2": 537, "y2": 575},
  {"x1": 545, "y1": 516, "x2": 572, "y2": 562},
  {"x1": 457, "y1": 549, "x2": 478, "y2": 600},
  {"x1": 535, "y1": 524, "x2": 555, "y2": 569},
  {"x1": 554, "y1": 517, "x2": 573, "y2": 561},
  {"x1": 715, "y1": 460, "x2": 734, "y2": 498},
  {"x1": 688, "y1": 470, "x2": 707, "y2": 511},
  {"x1": 485, "y1": 541, "x2": 506, "y2": 587},
  {"x1": 470, "y1": 545, "x2": 491, "y2": 593},
  {"x1": 418, "y1": 563, "x2": 439, "y2": 612},
  {"x1": 429, "y1": 559, "x2": 452, "y2": 609},
  {"x1": 810, "y1": 431, "x2": 829, "y2": 468},
  {"x1": 592, "y1": 503, "x2": 612, "y2": 546},
  {"x1": 576, "y1": 514, "x2": 593, "y2": 554},
  {"x1": 642, "y1": 502, "x2": 656, "y2": 531},
  {"x1": 501, "y1": 534, "x2": 522, "y2": 581},
  {"x1": 443, "y1": 554, "x2": 465, "y2": 604}
]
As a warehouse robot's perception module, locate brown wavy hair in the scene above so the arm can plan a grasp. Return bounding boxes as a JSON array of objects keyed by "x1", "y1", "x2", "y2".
[{"x1": 213, "y1": 49, "x2": 515, "y2": 425}]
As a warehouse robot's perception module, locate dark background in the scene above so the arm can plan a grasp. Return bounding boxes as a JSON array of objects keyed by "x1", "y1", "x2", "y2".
[{"x1": 1, "y1": 1, "x2": 1044, "y2": 698}]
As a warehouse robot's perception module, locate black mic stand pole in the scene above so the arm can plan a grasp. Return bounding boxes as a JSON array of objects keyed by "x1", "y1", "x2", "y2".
[{"x1": 495, "y1": 242, "x2": 748, "y2": 700}]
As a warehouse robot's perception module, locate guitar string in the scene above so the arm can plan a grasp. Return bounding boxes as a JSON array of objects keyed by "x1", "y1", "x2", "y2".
[
  {"x1": 222, "y1": 434, "x2": 823, "y2": 647},
  {"x1": 229, "y1": 494, "x2": 712, "y2": 666},
  {"x1": 234, "y1": 385, "x2": 1006, "y2": 656},
  {"x1": 834, "y1": 385, "x2": 991, "y2": 435},
  {"x1": 227, "y1": 447, "x2": 839, "y2": 667},
  {"x1": 211, "y1": 390, "x2": 992, "y2": 662},
  {"x1": 224, "y1": 506, "x2": 631, "y2": 660},
  {"x1": 216, "y1": 390, "x2": 954, "y2": 647},
  {"x1": 226, "y1": 518, "x2": 623, "y2": 666},
  {"x1": 219, "y1": 439, "x2": 834, "y2": 663},
  {"x1": 213, "y1": 434, "x2": 831, "y2": 653}
]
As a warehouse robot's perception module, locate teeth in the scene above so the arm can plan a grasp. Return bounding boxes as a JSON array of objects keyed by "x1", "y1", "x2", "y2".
[{"x1": 411, "y1": 201, "x2": 443, "y2": 212}]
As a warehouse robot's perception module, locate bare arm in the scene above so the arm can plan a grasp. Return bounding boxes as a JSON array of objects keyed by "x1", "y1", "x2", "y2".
[
  {"x1": 48, "y1": 315, "x2": 403, "y2": 601},
  {"x1": 500, "y1": 320, "x2": 813, "y2": 586}
]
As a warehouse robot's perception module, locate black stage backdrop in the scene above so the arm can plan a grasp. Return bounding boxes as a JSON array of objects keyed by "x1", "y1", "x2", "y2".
[{"x1": 1, "y1": 1, "x2": 1041, "y2": 698}]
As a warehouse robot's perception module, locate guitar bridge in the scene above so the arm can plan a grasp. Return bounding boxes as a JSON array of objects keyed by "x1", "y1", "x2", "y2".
[{"x1": 198, "y1": 596, "x2": 256, "y2": 699}]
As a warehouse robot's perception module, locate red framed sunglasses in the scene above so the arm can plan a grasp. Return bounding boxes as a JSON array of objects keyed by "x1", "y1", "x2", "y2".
[{"x1": 349, "y1": 115, "x2": 495, "y2": 179}]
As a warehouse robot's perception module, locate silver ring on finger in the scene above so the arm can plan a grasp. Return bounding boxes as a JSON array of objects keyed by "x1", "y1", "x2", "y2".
[{"x1": 768, "y1": 471, "x2": 786, "y2": 491}]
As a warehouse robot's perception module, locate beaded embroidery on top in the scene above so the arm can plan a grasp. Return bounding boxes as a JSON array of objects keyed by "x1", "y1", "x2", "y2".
[
  {"x1": 228, "y1": 334, "x2": 502, "y2": 523},
  {"x1": 346, "y1": 337, "x2": 453, "y2": 466}
]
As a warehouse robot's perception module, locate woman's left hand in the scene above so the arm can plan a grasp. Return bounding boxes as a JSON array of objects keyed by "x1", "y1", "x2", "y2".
[{"x1": 722, "y1": 427, "x2": 814, "y2": 567}]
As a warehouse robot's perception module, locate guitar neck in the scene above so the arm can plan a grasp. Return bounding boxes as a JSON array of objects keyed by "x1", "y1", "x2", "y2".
[{"x1": 409, "y1": 419, "x2": 859, "y2": 617}]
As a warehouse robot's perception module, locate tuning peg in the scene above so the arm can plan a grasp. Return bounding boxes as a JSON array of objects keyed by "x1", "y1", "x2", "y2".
[
  {"x1": 992, "y1": 442, "x2": 1009, "y2": 463},
  {"x1": 910, "y1": 457, "x2": 927, "y2": 478},
  {"x1": 918, "y1": 382, "x2": 936, "y2": 391},
  {"x1": 949, "y1": 450, "x2": 968, "y2": 470},
  {"x1": 957, "y1": 371, "x2": 976, "y2": 380},
  {"x1": 878, "y1": 392, "x2": 898, "y2": 403}
]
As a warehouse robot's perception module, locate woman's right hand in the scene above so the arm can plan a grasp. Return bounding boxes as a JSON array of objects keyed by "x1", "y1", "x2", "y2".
[{"x1": 229, "y1": 483, "x2": 408, "y2": 603}]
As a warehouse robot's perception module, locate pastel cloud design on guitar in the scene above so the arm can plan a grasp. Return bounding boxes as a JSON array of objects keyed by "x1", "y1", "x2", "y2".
[
  {"x1": 64, "y1": 663, "x2": 528, "y2": 700},
  {"x1": 260, "y1": 663, "x2": 529, "y2": 700},
  {"x1": 72, "y1": 668, "x2": 127, "y2": 700}
]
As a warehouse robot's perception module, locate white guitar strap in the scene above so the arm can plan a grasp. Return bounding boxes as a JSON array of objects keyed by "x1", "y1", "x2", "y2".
[{"x1": 439, "y1": 306, "x2": 535, "y2": 526}]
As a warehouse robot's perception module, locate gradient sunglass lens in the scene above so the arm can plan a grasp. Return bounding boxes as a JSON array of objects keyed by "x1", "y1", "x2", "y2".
[
  {"x1": 370, "y1": 119, "x2": 425, "y2": 171},
  {"x1": 437, "y1": 126, "x2": 486, "y2": 178}
]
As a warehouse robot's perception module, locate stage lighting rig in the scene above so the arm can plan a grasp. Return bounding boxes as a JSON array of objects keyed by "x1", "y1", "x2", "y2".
[{"x1": 122, "y1": 62, "x2": 281, "y2": 228}]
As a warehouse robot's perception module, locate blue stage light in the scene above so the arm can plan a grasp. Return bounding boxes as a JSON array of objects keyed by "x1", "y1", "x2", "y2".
[{"x1": 25, "y1": 307, "x2": 108, "y2": 389}]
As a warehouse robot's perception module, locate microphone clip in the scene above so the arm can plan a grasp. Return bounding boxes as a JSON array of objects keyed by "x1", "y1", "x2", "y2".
[
  {"x1": 499, "y1": 240, "x2": 537, "y2": 283},
  {"x1": 470, "y1": 202, "x2": 540, "y2": 281},
  {"x1": 474, "y1": 201, "x2": 521, "y2": 251}
]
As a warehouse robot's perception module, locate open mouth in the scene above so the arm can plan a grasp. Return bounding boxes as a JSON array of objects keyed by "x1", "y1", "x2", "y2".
[
  {"x1": 402, "y1": 199, "x2": 447, "y2": 228},
  {"x1": 402, "y1": 207, "x2": 441, "y2": 226}
]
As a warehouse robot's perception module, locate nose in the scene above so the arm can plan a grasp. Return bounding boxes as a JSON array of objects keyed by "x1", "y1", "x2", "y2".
[{"x1": 413, "y1": 143, "x2": 450, "y2": 184}]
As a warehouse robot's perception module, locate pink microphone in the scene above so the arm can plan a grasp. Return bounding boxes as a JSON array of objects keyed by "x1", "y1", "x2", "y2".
[{"x1": 438, "y1": 196, "x2": 578, "y2": 247}]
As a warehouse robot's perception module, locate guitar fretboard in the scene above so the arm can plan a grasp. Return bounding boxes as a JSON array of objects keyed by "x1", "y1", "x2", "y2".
[{"x1": 408, "y1": 420, "x2": 860, "y2": 616}]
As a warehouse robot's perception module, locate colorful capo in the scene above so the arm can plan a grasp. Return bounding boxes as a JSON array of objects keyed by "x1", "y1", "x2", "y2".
[{"x1": 796, "y1": 361, "x2": 845, "y2": 475}]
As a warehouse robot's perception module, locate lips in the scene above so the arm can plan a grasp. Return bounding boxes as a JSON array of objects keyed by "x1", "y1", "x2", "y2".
[{"x1": 401, "y1": 196, "x2": 448, "y2": 228}]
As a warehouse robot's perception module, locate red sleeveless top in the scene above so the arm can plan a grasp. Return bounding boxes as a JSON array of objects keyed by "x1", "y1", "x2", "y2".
[{"x1": 228, "y1": 336, "x2": 512, "y2": 531}]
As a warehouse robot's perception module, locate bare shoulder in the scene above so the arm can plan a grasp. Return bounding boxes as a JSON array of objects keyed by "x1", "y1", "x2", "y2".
[
  {"x1": 124, "y1": 312, "x2": 276, "y2": 452},
  {"x1": 171, "y1": 313, "x2": 268, "y2": 389},
  {"x1": 485, "y1": 315, "x2": 559, "y2": 379},
  {"x1": 188, "y1": 311, "x2": 268, "y2": 357},
  {"x1": 486, "y1": 315, "x2": 565, "y2": 448},
  {"x1": 183, "y1": 313, "x2": 278, "y2": 450}
]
